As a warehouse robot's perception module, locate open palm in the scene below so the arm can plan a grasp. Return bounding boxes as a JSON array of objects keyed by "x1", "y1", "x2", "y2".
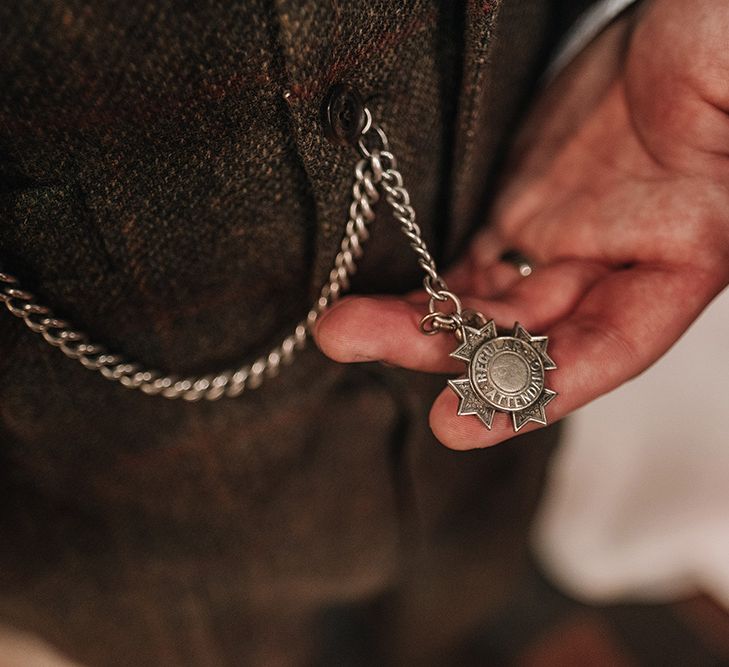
[{"x1": 315, "y1": 0, "x2": 729, "y2": 449}]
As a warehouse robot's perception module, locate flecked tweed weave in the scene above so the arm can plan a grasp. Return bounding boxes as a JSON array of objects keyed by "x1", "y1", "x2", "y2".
[{"x1": 1, "y1": 1, "x2": 594, "y2": 664}]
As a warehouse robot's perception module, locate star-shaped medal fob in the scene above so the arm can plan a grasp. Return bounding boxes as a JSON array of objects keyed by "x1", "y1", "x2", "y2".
[{"x1": 448, "y1": 321, "x2": 557, "y2": 432}]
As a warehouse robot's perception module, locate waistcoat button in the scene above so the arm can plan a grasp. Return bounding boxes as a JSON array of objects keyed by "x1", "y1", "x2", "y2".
[{"x1": 322, "y1": 83, "x2": 366, "y2": 146}]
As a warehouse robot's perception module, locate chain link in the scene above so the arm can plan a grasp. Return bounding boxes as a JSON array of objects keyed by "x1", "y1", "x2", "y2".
[
  {"x1": 0, "y1": 109, "x2": 458, "y2": 399},
  {"x1": 365, "y1": 128, "x2": 465, "y2": 337}
]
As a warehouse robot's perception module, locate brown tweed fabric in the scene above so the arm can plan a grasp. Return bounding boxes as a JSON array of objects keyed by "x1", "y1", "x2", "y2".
[{"x1": 1, "y1": 1, "x2": 595, "y2": 664}]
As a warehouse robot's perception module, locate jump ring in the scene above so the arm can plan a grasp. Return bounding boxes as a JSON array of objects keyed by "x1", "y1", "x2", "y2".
[
  {"x1": 419, "y1": 311, "x2": 444, "y2": 336},
  {"x1": 427, "y1": 290, "x2": 462, "y2": 318}
]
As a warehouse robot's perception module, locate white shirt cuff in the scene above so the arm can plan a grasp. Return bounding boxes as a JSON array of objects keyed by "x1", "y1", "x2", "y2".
[{"x1": 546, "y1": 0, "x2": 640, "y2": 81}]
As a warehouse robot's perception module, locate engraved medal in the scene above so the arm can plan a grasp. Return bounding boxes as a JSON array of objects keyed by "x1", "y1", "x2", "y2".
[{"x1": 448, "y1": 321, "x2": 557, "y2": 431}]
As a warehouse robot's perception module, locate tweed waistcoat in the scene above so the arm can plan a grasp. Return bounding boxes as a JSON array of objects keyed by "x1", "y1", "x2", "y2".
[{"x1": 0, "y1": 1, "x2": 593, "y2": 664}]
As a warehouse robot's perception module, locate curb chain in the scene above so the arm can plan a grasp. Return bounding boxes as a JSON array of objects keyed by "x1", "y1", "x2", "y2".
[{"x1": 0, "y1": 108, "x2": 465, "y2": 400}]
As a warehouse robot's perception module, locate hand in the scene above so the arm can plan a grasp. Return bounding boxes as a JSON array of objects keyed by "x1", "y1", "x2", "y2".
[{"x1": 314, "y1": 0, "x2": 729, "y2": 449}]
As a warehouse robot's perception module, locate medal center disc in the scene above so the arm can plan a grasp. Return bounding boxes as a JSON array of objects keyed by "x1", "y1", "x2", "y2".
[
  {"x1": 469, "y1": 336, "x2": 545, "y2": 412},
  {"x1": 488, "y1": 352, "x2": 529, "y2": 393}
]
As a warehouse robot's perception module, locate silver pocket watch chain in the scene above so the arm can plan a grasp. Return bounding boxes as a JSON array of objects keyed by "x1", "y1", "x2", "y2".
[{"x1": 0, "y1": 107, "x2": 556, "y2": 431}]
